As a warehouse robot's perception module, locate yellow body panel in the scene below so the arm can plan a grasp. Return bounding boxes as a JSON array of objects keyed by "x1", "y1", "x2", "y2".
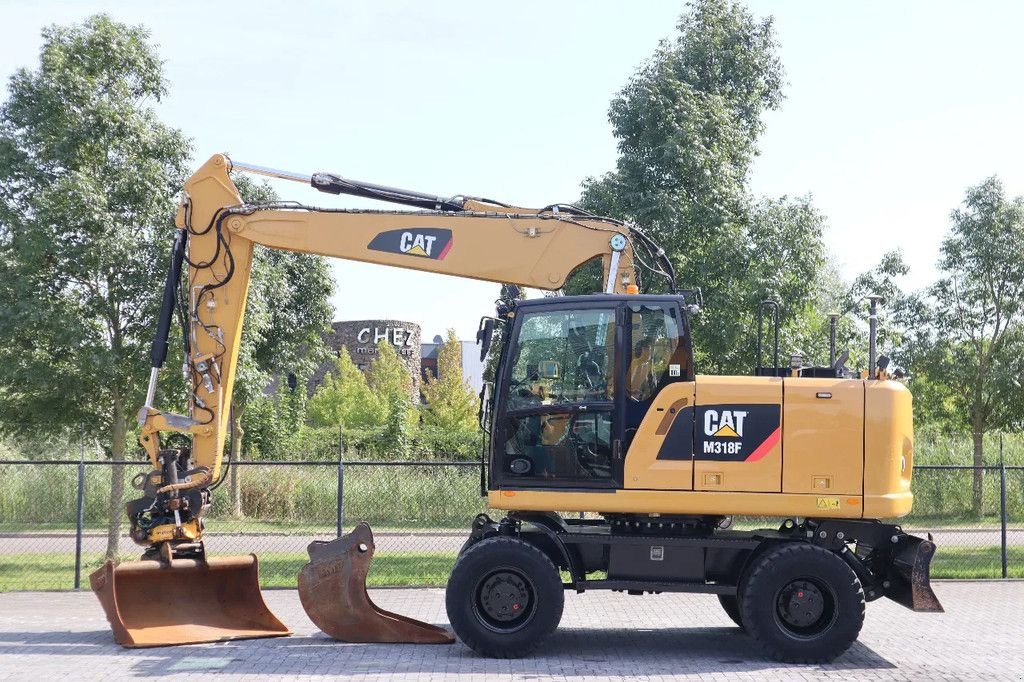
[
  {"x1": 489, "y1": 488, "x2": 864, "y2": 518},
  {"x1": 692, "y1": 376, "x2": 782, "y2": 493},
  {"x1": 783, "y1": 378, "x2": 864, "y2": 496},
  {"x1": 494, "y1": 375, "x2": 916, "y2": 521},
  {"x1": 864, "y1": 381, "x2": 915, "y2": 518},
  {"x1": 623, "y1": 382, "x2": 694, "y2": 490}
]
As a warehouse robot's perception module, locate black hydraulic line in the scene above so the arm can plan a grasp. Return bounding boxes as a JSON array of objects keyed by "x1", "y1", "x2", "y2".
[
  {"x1": 312, "y1": 173, "x2": 467, "y2": 212},
  {"x1": 150, "y1": 229, "x2": 187, "y2": 369}
]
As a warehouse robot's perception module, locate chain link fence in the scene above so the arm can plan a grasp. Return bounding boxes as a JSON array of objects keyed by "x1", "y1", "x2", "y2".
[{"x1": 0, "y1": 458, "x2": 1020, "y2": 591}]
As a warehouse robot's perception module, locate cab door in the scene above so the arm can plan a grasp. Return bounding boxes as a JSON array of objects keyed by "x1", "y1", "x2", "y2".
[
  {"x1": 622, "y1": 301, "x2": 696, "y2": 490},
  {"x1": 492, "y1": 303, "x2": 622, "y2": 489}
]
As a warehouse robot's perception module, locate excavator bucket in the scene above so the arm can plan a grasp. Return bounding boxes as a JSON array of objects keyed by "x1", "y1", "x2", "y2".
[
  {"x1": 90, "y1": 555, "x2": 291, "y2": 647},
  {"x1": 297, "y1": 523, "x2": 454, "y2": 644}
]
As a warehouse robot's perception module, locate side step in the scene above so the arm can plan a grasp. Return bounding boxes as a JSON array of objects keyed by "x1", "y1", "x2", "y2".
[{"x1": 297, "y1": 523, "x2": 454, "y2": 644}]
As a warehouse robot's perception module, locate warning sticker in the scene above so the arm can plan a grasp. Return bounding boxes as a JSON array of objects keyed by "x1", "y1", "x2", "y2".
[{"x1": 816, "y1": 497, "x2": 841, "y2": 511}]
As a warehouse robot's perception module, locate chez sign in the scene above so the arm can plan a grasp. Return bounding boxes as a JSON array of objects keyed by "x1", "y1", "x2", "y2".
[{"x1": 355, "y1": 326, "x2": 417, "y2": 356}]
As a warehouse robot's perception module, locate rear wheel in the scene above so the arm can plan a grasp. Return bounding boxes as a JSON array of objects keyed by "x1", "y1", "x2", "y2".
[
  {"x1": 739, "y1": 542, "x2": 864, "y2": 663},
  {"x1": 717, "y1": 594, "x2": 744, "y2": 629},
  {"x1": 446, "y1": 536, "x2": 564, "y2": 658}
]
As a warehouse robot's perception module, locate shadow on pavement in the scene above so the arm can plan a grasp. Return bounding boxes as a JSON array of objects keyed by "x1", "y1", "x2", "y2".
[{"x1": 0, "y1": 625, "x2": 896, "y2": 676}]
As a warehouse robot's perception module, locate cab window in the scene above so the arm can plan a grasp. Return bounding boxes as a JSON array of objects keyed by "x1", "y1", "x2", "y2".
[
  {"x1": 506, "y1": 308, "x2": 616, "y2": 408},
  {"x1": 627, "y1": 304, "x2": 691, "y2": 401}
]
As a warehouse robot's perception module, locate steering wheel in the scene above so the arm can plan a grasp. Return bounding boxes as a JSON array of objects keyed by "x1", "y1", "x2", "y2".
[{"x1": 569, "y1": 418, "x2": 610, "y2": 478}]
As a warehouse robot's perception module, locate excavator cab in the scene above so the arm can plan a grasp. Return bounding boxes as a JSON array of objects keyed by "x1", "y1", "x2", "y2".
[{"x1": 487, "y1": 294, "x2": 694, "y2": 488}]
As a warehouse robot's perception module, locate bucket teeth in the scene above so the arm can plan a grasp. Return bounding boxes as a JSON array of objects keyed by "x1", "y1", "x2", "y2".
[
  {"x1": 298, "y1": 522, "x2": 454, "y2": 644},
  {"x1": 90, "y1": 554, "x2": 291, "y2": 647}
]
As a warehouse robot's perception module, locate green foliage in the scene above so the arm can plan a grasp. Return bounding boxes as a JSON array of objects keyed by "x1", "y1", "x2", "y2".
[
  {"x1": 240, "y1": 379, "x2": 320, "y2": 461},
  {"x1": 411, "y1": 425, "x2": 480, "y2": 461},
  {"x1": 911, "y1": 177, "x2": 1024, "y2": 436},
  {"x1": 308, "y1": 351, "x2": 385, "y2": 431},
  {"x1": 366, "y1": 341, "x2": 412, "y2": 406},
  {"x1": 0, "y1": 14, "x2": 190, "y2": 447},
  {"x1": 365, "y1": 340, "x2": 418, "y2": 439},
  {"x1": 583, "y1": 0, "x2": 783, "y2": 244},
  {"x1": 382, "y1": 393, "x2": 412, "y2": 458},
  {"x1": 574, "y1": 0, "x2": 832, "y2": 375},
  {"x1": 422, "y1": 329, "x2": 479, "y2": 432}
]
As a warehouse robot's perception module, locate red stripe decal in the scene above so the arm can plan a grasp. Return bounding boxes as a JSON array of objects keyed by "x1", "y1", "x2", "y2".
[
  {"x1": 438, "y1": 238, "x2": 453, "y2": 260},
  {"x1": 745, "y1": 427, "x2": 781, "y2": 462}
]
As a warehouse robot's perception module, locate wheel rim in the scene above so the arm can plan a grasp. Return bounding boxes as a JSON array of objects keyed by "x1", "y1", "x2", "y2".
[
  {"x1": 472, "y1": 568, "x2": 537, "y2": 633},
  {"x1": 773, "y1": 577, "x2": 837, "y2": 639}
]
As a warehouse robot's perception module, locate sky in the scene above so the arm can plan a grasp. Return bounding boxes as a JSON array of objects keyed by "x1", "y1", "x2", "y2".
[{"x1": 2, "y1": 1, "x2": 1023, "y2": 341}]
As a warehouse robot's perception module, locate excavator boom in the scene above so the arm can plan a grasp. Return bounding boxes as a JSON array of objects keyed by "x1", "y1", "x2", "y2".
[{"x1": 94, "y1": 153, "x2": 669, "y2": 647}]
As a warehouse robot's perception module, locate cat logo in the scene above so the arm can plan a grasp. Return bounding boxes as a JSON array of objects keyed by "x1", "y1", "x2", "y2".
[
  {"x1": 704, "y1": 409, "x2": 747, "y2": 438},
  {"x1": 367, "y1": 228, "x2": 453, "y2": 260},
  {"x1": 399, "y1": 232, "x2": 436, "y2": 257}
]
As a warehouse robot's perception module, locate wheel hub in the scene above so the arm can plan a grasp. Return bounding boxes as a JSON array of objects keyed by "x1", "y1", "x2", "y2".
[
  {"x1": 479, "y1": 571, "x2": 532, "y2": 624},
  {"x1": 777, "y1": 579, "x2": 826, "y2": 628}
]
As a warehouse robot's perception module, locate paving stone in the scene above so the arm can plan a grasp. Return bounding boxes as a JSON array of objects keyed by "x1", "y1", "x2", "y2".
[{"x1": 0, "y1": 582, "x2": 1020, "y2": 681}]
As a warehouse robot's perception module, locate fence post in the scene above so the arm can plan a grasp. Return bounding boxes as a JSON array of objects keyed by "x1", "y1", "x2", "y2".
[
  {"x1": 336, "y1": 427, "x2": 344, "y2": 538},
  {"x1": 73, "y1": 426, "x2": 86, "y2": 590},
  {"x1": 999, "y1": 434, "x2": 1008, "y2": 579}
]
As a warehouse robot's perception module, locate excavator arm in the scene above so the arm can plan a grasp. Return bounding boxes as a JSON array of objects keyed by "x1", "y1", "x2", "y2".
[
  {"x1": 138, "y1": 153, "x2": 653, "y2": 496},
  {"x1": 93, "y1": 153, "x2": 671, "y2": 647}
]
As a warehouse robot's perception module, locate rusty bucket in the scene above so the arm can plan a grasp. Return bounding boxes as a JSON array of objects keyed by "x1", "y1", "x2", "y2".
[
  {"x1": 90, "y1": 554, "x2": 291, "y2": 647},
  {"x1": 297, "y1": 523, "x2": 454, "y2": 644}
]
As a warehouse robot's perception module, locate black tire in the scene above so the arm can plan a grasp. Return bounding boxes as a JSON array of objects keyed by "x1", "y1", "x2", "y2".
[
  {"x1": 717, "y1": 594, "x2": 744, "y2": 629},
  {"x1": 739, "y1": 542, "x2": 865, "y2": 663},
  {"x1": 446, "y1": 536, "x2": 564, "y2": 658}
]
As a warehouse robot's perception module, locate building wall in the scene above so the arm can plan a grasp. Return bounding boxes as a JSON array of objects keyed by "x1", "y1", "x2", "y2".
[
  {"x1": 459, "y1": 341, "x2": 485, "y2": 394},
  {"x1": 314, "y1": 320, "x2": 422, "y2": 401},
  {"x1": 420, "y1": 339, "x2": 485, "y2": 395}
]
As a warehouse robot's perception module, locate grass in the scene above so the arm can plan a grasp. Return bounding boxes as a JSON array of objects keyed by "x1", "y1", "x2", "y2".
[
  {"x1": 931, "y1": 545, "x2": 1024, "y2": 579},
  {"x1": 1, "y1": 545, "x2": 1020, "y2": 592},
  {"x1": 0, "y1": 551, "x2": 458, "y2": 592}
]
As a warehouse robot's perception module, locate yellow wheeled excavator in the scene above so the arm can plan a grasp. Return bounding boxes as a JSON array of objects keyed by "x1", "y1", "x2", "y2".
[{"x1": 92, "y1": 154, "x2": 941, "y2": 663}]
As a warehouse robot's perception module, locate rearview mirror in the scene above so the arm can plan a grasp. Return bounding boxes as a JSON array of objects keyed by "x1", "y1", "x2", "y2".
[{"x1": 477, "y1": 317, "x2": 495, "y2": 362}]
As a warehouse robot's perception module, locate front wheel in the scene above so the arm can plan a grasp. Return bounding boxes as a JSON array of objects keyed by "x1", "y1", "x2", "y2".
[
  {"x1": 740, "y1": 542, "x2": 865, "y2": 663},
  {"x1": 445, "y1": 536, "x2": 564, "y2": 658},
  {"x1": 717, "y1": 594, "x2": 744, "y2": 629}
]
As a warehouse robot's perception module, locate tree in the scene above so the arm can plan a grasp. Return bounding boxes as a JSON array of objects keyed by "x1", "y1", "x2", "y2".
[
  {"x1": 0, "y1": 16, "x2": 191, "y2": 559},
  {"x1": 834, "y1": 250, "x2": 916, "y2": 373},
  {"x1": 422, "y1": 329, "x2": 479, "y2": 432},
  {"x1": 365, "y1": 341, "x2": 416, "y2": 457},
  {"x1": 225, "y1": 175, "x2": 334, "y2": 514},
  {"x1": 308, "y1": 350, "x2": 385, "y2": 430},
  {"x1": 582, "y1": 0, "x2": 783, "y2": 248},
  {"x1": 913, "y1": 178, "x2": 1024, "y2": 515},
  {"x1": 573, "y1": 1, "x2": 831, "y2": 374},
  {"x1": 366, "y1": 341, "x2": 413, "y2": 406}
]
